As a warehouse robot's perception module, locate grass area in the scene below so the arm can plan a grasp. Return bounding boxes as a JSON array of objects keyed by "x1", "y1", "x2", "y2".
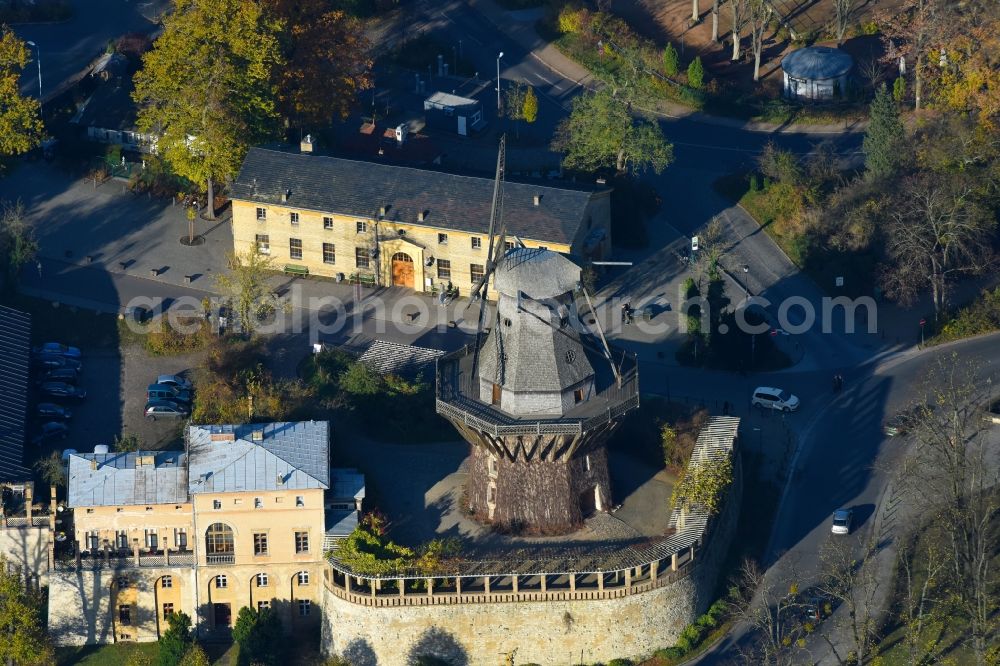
[
  {"x1": 56, "y1": 642, "x2": 160, "y2": 666},
  {"x1": 927, "y1": 286, "x2": 1000, "y2": 345}
]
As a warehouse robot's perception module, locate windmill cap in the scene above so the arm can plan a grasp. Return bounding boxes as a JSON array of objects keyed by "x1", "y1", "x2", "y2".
[{"x1": 493, "y1": 248, "x2": 580, "y2": 300}]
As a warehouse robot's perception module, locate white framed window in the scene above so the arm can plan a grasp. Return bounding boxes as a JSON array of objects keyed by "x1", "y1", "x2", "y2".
[
  {"x1": 174, "y1": 529, "x2": 187, "y2": 550},
  {"x1": 323, "y1": 243, "x2": 335, "y2": 265},
  {"x1": 161, "y1": 575, "x2": 173, "y2": 589},
  {"x1": 437, "y1": 259, "x2": 451, "y2": 280},
  {"x1": 212, "y1": 500, "x2": 222, "y2": 510},
  {"x1": 295, "y1": 496, "x2": 305, "y2": 507},
  {"x1": 254, "y1": 497, "x2": 263, "y2": 509},
  {"x1": 356, "y1": 220, "x2": 367, "y2": 234},
  {"x1": 290, "y1": 212, "x2": 300, "y2": 225},
  {"x1": 255, "y1": 234, "x2": 270, "y2": 255},
  {"x1": 256, "y1": 207, "x2": 266, "y2": 221},
  {"x1": 438, "y1": 233, "x2": 448, "y2": 245},
  {"x1": 256, "y1": 573, "x2": 269, "y2": 587},
  {"x1": 297, "y1": 571, "x2": 310, "y2": 585},
  {"x1": 298, "y1": 599, "x2": 311, "y2": 616},
  {"x1": 215, "y1": 575, "x2": 228, "y2": 589},
  {"x1": 295, "y1": 532, "x2": 309, "y2": 554},
  {"x1": 290, "y1": 238, "x2": 303, "y2": 260},
  {"x1": 323, "y1": 216, "x2": 333, "y2": 230},
  {"x1": 258, "y1": 600, "x2": 271, "y2": 611},
  {"x1": 471, "y1": 236, "x2": 482, "y2": 250},
  {"x1": 470, "y1": 264, "x2": 484, "y2": 285}
]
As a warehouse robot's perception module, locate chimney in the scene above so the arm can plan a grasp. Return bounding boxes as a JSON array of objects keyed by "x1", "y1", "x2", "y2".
[
  {"x1": 90, "y1": 459, "x2": 98, "y2": 470},
  {"x1": 417, "y1": 211, "x2": 426, "y2": 222},
  {"x1": 281, "y1": 189, "x2": 290, "y2": 203},
  {"x1": 378, "y1": 206, "x2": 386, "y2": 218},
  {"x1": 300, "y1": 134, "x2": 313, "y2": 153},
  {"x1": 532, "y1": 195, "x2": 541, "y2": 206},
  {"x1": 252, "y1": 430, "x2": 264, "y2": 441}
]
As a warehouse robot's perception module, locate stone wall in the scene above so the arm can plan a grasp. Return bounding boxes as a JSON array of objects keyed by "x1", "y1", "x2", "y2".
[
  {"x1": 0, "y1": 526, "x2": 49, "y2": 584},
  {"x1": 48, "y1": 567, "x2": 196, "y2": 645}
]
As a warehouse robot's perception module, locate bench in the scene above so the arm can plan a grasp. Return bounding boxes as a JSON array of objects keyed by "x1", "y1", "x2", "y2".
[
  {"x1": 283, "y1": 264, "x2": 310, "y2": 277},
  {"x1": 349, "y1": 273, "x2": 376, "y2": 286}
]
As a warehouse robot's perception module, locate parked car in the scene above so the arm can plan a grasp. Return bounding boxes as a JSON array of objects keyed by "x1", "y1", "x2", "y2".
[
  {"x1": 147, "y1": 383, "x2": 191, "y2": 404},
  {"x1": 32, "y1": 422, "x2": 69, "y2": 445},
  {"x1": 751, "y1": 387, "x2": 800, "y2": 412},
  {"x1": 145, "y1": 399, "x2": 191, "y2": 421},
  {"x1": 32, "y1": 354, "x2": 82, "y2": 372},
  {"x1": 32, "y1": 342, "x2": 82, "y2": 359},
  {"x1": 36, "y1": 403, "x2": 72, "y2": 420},
  {"x1": 156, "y1": 374, "x2": 193, "y2": 391},
  {"x1": 831, "y1": 509, "x2": 853, "y2": 535},
  {"x1": 39, "y1": 382, "x2": 87, "y2": 400},
  {"x1": 36, "y1": 368, "x2": 79, "y2": 385}
]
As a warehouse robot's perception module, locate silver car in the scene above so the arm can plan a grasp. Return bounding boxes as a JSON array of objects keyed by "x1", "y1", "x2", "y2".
[{"x1": 831, "y1": 509, "x2": 853, "y2": 535}]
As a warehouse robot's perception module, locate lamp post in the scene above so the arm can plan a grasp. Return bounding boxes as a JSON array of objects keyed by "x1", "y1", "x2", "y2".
[
  {"x1": 496, "y1": 51, "x2": 504, "y2": 113},
  {"x1": 26, "y1": 40, "x2": 41, "y2": 110}
]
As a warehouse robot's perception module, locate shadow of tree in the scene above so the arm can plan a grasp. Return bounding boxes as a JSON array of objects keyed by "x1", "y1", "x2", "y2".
[
  {"x1": 406, "y1": 626, "x2": 469, "y2": 666},
  {"x1": 342, "y1": 637, "x2": 378, "y2": 666}
]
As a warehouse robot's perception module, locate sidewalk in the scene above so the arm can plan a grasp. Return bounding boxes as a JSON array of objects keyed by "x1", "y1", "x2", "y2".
[{"x1": 467, "y1": 0, "x2": 866, "y2": 135}]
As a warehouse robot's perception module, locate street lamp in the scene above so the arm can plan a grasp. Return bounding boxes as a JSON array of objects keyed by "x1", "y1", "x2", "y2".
[
  {"x1": 742, "y1": 264, "x2": 750, "y2": 302},
  {"x1": 26, "y1": 41, "x2": 41, "y2": 109},
  {"x1": 496, "y1": 51, "x2": 504, "y2": 113}
]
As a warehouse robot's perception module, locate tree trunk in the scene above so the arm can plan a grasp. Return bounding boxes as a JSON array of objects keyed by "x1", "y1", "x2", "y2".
[
  {"x1": 712, "y1": 0, "x2": 720, "y2": 41},
  {"x1": 915, "y1": 60, "x2": 923, "y2": 110},
  {"x1": 616, "y1": 148, "x2": 627, "y2": 173},
  {"x1": 188, "y1": 216, "x2": 194, "y2": 244},
  {"x1": 732, "y1": 32, "x2": 741, "y2": 61},
  {"x1": 692, "y1": 0, "x2": 699, "y2": 22},
  {"x1": 753, "y1": 48, "x2": 762, "y2": 81},
  {"x1": 206, "y1": 177, "x2": 216, "y2": 221}
]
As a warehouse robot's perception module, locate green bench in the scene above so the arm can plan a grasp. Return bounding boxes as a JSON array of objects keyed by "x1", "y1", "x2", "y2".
[{"x1": 284, "y1": 264, "x2": 309, "y2": 277}]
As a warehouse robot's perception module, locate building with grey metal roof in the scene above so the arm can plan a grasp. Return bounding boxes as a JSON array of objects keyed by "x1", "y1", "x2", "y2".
[
  {"x1": 67, "y1": 451, "x2": 189, "y2": 507},
  {"x1": 782, "y1": 46, "x2": 854, "y2": 100},
  {"x1": 0, "y1": 306, "x2": 31, "y2": 482},
  {"x1": 187, "y1": 421, "x2": 331, "y2": 493}
]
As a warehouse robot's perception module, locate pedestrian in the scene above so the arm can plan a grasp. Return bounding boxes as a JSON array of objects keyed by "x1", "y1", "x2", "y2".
[{"x1": 36, "y1": 260, "x2": 42, "y2": 278}]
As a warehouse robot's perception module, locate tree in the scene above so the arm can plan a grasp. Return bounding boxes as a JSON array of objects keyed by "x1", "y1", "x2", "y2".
[
  {"x1": 267, "y1": 0, "x2": 373, "y2": 129},
  {"x1": 687, "y1": 56, "x2": 705, "y2": 90},
  {"x1": 157, "y1": 612, "x2": 194, "y2": 666},
  {"x1": 692, "y1": 0, "x2": 700, "y2": 23},
  {"x1": 879, "y1": 0, "x2": 953, "y2": 111},
  {"x1": 730, "y1": 559, "x2": 807, "y2": 665},
  {"x1": 729, "y1": 0, "x2": 751, "y2": 61},
  {"x1": 892, "y1": 76, "x2": 906, "y2": 103},
  {"x1": 895, "y1": 359, "x2": 1000, "y2": 666},
  {"x1": 504, "y1": 81, "x2": 526, "y2": 138},
  {"x1": 133, "y1": 0, "x2": 284, "y2": 220},
  {"x1": 114, "y1": 432, "x2": 143, "y2": 453},
  {"x1": 670, "y1": 452, "x2": 733, "y2": 515},
  {"x1": 747, "y1": 0, "x2": 771, "y2": 82},
  {"x1": 233, "y1": 606, "x2": 283, "y2": 666},
  {"x1": 0, "y1": 199, "x2": 37, "y2": 282},
  {"x1": 0, "y1": 556, "x2": 53, "y2": 665},
  {"x1": 879, "y1": 174, "x2": 994, "y2": 318},
  {"x1": 814, "y1": 538, "x2": 882, "y2": 665},
  {"x1": 179, "y1": 644, "x2": 211, "y2": 666},
  {"x1": 832, "y1": 0, "x2": 854, "y2": 45},
  {"x1": 522, "y1": 85, "x2": 538, "y2": 125},
  {"x1": 33, "y1": 452, "x2": 66, "y2": 488},
  {"x1": 663, "y1": 43, "x2": 679, "y2": 76},
  {"x1": 0, "y1": 28, "x2": 43, "y2": 159},
  {"x1": 214, "y1": 249, "x2": 278, "y2": 333},
  {"x1": 862, "y1": 84, "x2": 906, "y2": 181},
  {"x1": 711, "y1": 0, "x2": 721, "y2": 42},
  {"x1": 551, "y1": 89, "x2": 673, "y2": 175}
]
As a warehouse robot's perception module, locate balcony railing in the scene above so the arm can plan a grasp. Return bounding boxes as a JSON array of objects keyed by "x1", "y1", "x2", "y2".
[{"x1": 206, "y1": 553, "x2": 235, "y2": 565}]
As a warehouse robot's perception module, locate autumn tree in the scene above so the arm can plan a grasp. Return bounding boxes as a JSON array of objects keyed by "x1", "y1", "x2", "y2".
[
  {"x1": 0, "y1": 199, "x2": 37, "y2": 282},
  {"x1": 729, "y1": 0, "x2": 751, "y2": 61},
  {"x1": 879, "y1": 173, "x2": 995, "y2": 318},
  {"x1": 832, "y1": 0, "x2": 854, "y2": 45},
  {"x1": 522, "y1": 85, "x2": 538, "y2": 125},
  {"x1": 133, "y1": 0, "x2": 284, "y2": 220},
  {"x1": 0, "y1": 28, "x2": 43, "y2": 159},
  {"x1": 0, "y1": 556, "x2": 53, "y2": 665},
  {"x1": 747, "y1": 0, "x2": 771, "y2": 81},
  {"x1": 552, "y1": 88, "x2": 673, "y2": 175},
  {"x1": 214, "y1": 249, "x2": 278, "y2": 333},
  {"x1": 266, "y1": 0, "x2": 373, "y2": 129},
  {"x1": 879, "y1": 0, "x2": 952, "y2": 111},
  {"x1": 504, "y1": 81, "x2": 526, "y2": 138},
  {"x1": 670, "y1": 451, "x2": 733, "y2": 515},
  {"x1": 862, "y1": 84, "x2": 906, "y2": 181},
  {"x1": 814, "y1": 538, "x2": 882, "y2": 665}
]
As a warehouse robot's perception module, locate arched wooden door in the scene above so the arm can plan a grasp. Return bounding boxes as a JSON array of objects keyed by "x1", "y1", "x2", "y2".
[{"x1": 391, "y1": 252, "x2": 414, "y2": 288}]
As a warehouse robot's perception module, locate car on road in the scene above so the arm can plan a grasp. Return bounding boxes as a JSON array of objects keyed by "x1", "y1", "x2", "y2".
[
  {"x1": 36, "y1": 403, "x2": 72, "y2": 420},
  {"x1": 156, "y1": 374, "x2": 193, "y2": 391},
  {"x1": 32, "y1": 342, "x2": 82, "y2": 359},
  {"x1": 145, "y1": 399, "x2": 191, "y2": 421},
  {"x1": 39, "y1": 382, "x2": 87, "y2": 400},
  {"x1": 32, "y1": 422, "x2": 69, "y2": 446},
  {"x1": 751, "y1": 387, "x2": 800, "y2": 412},
  {"x1": 32, "y1": 354, "x2": 82, "y2": 372},
  {"x1": 831, "y1": 509, "x2": 853, "y2": 535},
  {"x1": 147, "y1": 383, "x2": 191, "y2": 404},
  {"x1": 36, "y1": 368, "x2": 79, "y2": 385}
]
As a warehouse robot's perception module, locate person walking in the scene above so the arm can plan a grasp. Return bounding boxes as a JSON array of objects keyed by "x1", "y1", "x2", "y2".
[{"x1": 36, "y1": 260, "x2": 42, "y2": 278}]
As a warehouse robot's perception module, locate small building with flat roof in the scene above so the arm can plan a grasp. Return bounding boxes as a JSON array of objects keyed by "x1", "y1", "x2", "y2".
[{"x1": 423, "y1": 91, "x2": 486, "y2": 136}]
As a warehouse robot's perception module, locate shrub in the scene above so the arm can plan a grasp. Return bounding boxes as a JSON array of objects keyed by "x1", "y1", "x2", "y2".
[
  {"x1": 933, "y1": 287, "x2": 1000, "y2": 344},
  {"x1": 655, "y1": 647, "x2": 685, "y2": 659},
  {"x1": 557, "y1": 5, "x2": 590, "y2": 34},
  {"x1": 608, "y1": 660, "x2": 634, "y2": 666},
  {"x1": 893, "y1": 76, "x2": 906, "y2": 103},
  {"x1": 687, "y1": 56, "x2": 704, "y2": 89},
  {"x1": 675, "y1": 623, "x2": 704, "y2": 653},
  {"x1": 663, "y1": 43, "x2": 679, "y2": 76},
  {"x1": 860, "y1": 20, "x2": 879, "y2": 35},
  {"x1": 143, "y1": 316, "x2": 214, "y2": 355}
]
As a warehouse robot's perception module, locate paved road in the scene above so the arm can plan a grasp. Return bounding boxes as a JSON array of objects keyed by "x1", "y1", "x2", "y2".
[{"x1": 12, "y1": 0, "x2": 167, "y2": 101}]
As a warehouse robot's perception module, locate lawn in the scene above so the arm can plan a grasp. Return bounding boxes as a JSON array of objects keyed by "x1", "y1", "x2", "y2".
[{"x1": 56, "y1": 643, "x2": 160, "y2": 666}]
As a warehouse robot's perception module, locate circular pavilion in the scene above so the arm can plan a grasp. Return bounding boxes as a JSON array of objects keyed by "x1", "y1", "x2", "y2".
[{"x1": 781, "y1": 46, "x2": 854, "y2": 101}]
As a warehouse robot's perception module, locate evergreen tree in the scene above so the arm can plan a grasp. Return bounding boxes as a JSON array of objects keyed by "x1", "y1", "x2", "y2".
[
  {"x1": 893, "y1": 76, "x2": 906, "y2": 104},
  {"x1": 233, "y1": 606, "x2": 283, "y2": 666},
  {"x1": 157, "y1": 612, "x2": 193, "y2": 666},
  {"x1": 663, "y1": 43, "x2": 679, "y2": 77},
  {"x1": 687, "y1": 56, "x2": 704, "y2": 89},
  {"x1": 863, "y1": 83, "x2": 906, "y2": 181}
]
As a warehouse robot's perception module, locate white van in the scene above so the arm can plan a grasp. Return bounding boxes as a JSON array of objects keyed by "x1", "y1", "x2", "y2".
[{"x1": 751, "y1": 386, "x2": 800, "y2": 412}]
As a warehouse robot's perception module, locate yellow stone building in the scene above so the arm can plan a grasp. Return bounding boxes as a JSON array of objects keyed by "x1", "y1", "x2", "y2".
[
  {"x1": 59, "y1": 421, "x2": 340, "y2": 642},
  {"x1": 229, "y1": 146, "x2": 613, "y2": 298}
]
